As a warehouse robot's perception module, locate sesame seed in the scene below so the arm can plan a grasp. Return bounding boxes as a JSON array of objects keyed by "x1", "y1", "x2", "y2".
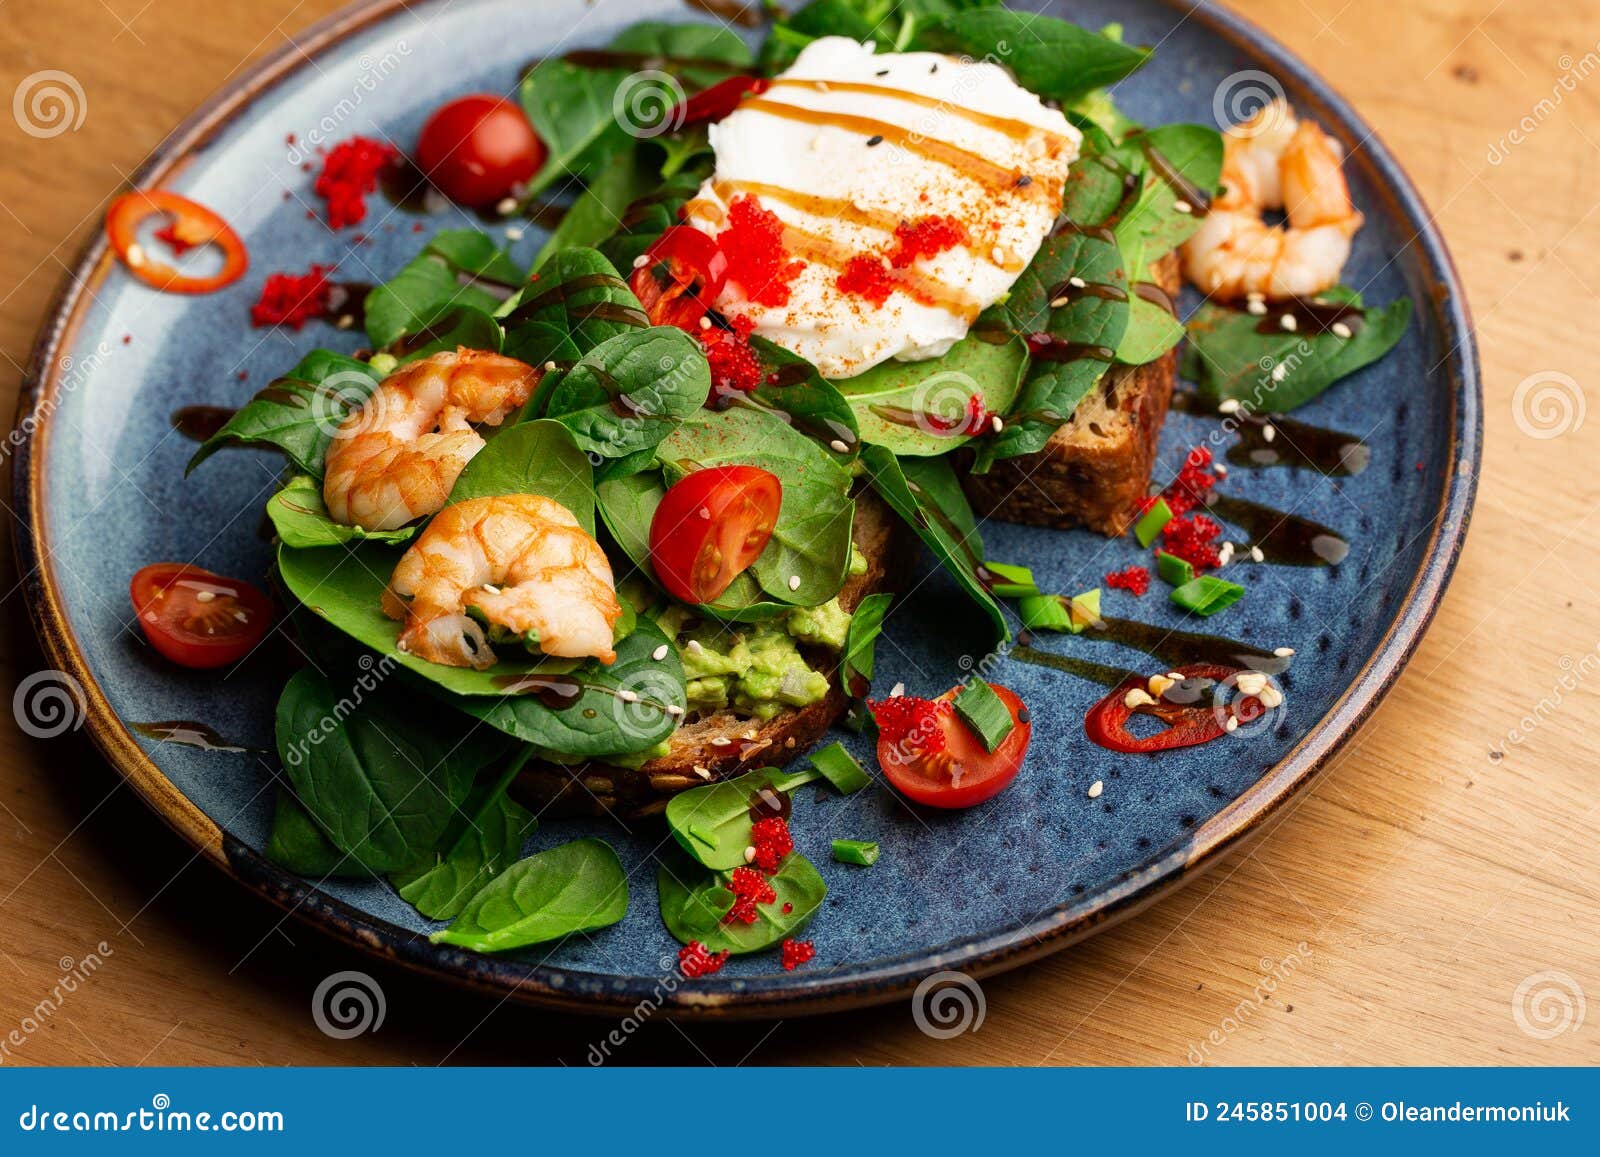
[
  {"x1": 1173, "y1": 198, "x2": 1193, "y2": 214},
  {"x1": 1217, "y1": 542, "x2": 1235, "y2": 567},
  {"x1": 618, "y1": 689, "x2": 639, "y2": 703},
  {"x1": 829, "y1": 439, "x2": 849, "y2": 453},
  {"x1": 1218, "y1": 399, "x2": 1241, "y2": 414},
  {"x1": 1224, "y1": 716, "x2": 1239, "y2": 733},
  {"x1": 395, "y1": 639, "x2": 409, "y2": 653},
  {"x1": 686, "y1": 640, "x2": 704, "y2": 655},
  {"x1": 787, "y1": 574, "x2": 801, "y2": 591},
  {"x1": 195, "y1": 590, "x2": 216, "y2": 603},
  {"x1": 1273, "y1": 646, "x2": 1295, "y2": 657},
  {"x1": 1215, "y1": 463, "x2": 1229, "y2": 478},
  {"x1": 1166, "y1": 672, "x2": 1185, "y2": 683},
  {"x1": 543, "y1": 361, "x2": 558, "y2": 372},
  {"x1": 1147, "y1": 674, "x2": 1175, "y2": 698},
  {"x1": 495, "y1": 197, "x2": 518, "y2": 216},
  {"x1": 712, "y1": 737, "x2": 732, "y2": 746},
  {"x1": 1087, "y1": 780, "x2": 1104, "y2": 799},
  {"x1": 1246, "y1": 300, "x2": 1268, "y2": 316},
  {"x1": 1258, "y1": 685, "x2": 1284, "y2": 709},
  {"x1": 1263, "y1": 423, "x2": 1277, "y2": 443},
  {"x1": 1049, "y1": 295, "x2": 1071, "y2": 309},
  {"x1": 1235, "y1": 671, "x2": 1267, "y2": 695},
  {"x1": 651, "y1": 644, "x2": 669, "y2": 661},
  {"x1": 482, "y1": 584, "x2": 501, "y2": 595},
  {"x1": 990, "y1": 414, "x2": 1004, "y2": 433},
  {"x1": 1123, "y1": 688, "x2": 1156, "y2": 709},
  {"x1": 1332, "y1": 321, "x2": 1353, "y2": 338},
  {"x1": 1280, "y1": 314, "x2": 1298, "y2": 332},
  {"x1": 1250, "y1": 545, "x2": 1265, "y2": 563},
  {"x1": 744, "y1": 846, "x2": 757, "y2": 863},
  {"x1": 504, "y1": 226, "x2": 524, "y2": 241},
  {"x1": 698, "y1": 316, "x2": 712, "y2": 330},
  {"x1": 692, "y1": 764, "x2": 710, "y2": 777},
  {"x1": 668, "y1": 705, "x2": 686, "y2": 717},
  {"x1": 1069, "y1": 276, "x2": 1087, "y2": 288},
  {"x1": 1270, "y1": 363, "x2": 1287, "y2": 382},
  {"x1": 866, "y1": 134, "x2": 884, "y2": 147},
  {"x1": 889, "y1": 682, "x2": 905, "y2": 698},
  {"x1": 336, "y1": 314, "x2": 355, "y2": 330},
  {"x1": 632, "y1": 255, "x2": 649, "y2": 269}
]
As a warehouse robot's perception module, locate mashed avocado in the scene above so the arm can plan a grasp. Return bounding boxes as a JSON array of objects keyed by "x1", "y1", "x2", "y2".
[{"x1": 656, "y1": 599, "x2": 852, "y2": 721}]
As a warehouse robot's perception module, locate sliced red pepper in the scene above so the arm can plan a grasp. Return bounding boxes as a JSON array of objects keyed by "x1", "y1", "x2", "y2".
[
  {"x1": 673, "y1": 75, "x2": 770, "y2": 127},
  {"x1": 629, "y1": 225, "x2": 728, "y2": 331},
  {"x1": 1084, "y1": 662, "x2": 1264, "y2": 753},
  {"x1": 106, "y1": 190, "x2": 249, "y2": 295}
]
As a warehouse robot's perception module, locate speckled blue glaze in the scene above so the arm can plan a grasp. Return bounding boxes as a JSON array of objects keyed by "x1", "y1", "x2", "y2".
[{"x1": 18, "y1": 0, "x2": 1477, "y2": 1014}]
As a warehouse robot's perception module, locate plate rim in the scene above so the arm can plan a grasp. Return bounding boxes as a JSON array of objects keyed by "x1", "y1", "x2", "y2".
[{"x1": 10, "y1": 0, "x2": 1481, "y2": 1019}]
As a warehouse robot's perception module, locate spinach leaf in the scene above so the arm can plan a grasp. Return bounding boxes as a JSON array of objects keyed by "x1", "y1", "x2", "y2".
[
  {"x1": 531, "y1": 150, "x2": 654, "y2": 271},
  {"x1": 1115, "y1": 125, "x2": 1223, "y2": 259},
  {"x1": 761, "y1": 0, "x2": 994, "y2": 71},
  {"x1": 657, "y1": 846, "x2": 827, "y2": 954},
  {"x1": 187, "y1": 351, "x2": 380, "y2": 478},
  {"x1": 390, "y1": 304, "x2": 505, "y2": 365},
  {"x1": 538, "y1": 327, "x2": 711, "y2": 465},
  {"x1": 911, "y1": 11, "x2": 1150, "y2": 103},
  {"x1": 982, "y1": 228, "x2": 1129, "y2": 460},
  {"x1": 273, "y1": 668, "x2": 501, "y2": 874},
  {"x1": 841, "y1": 591, "x2": 893, "y2": 693},
  {"x1": 665, "y1": 765, "x2": 823, "y2": 870},
  {"x1": 861, "y1": 445, "x2": 1008, "y2": 640},
  {"x1": 264, "y1": 789, "x2": 373, "y2": 878},
  {"x1": 1116, "y1": 288, "x2": 1185, "y2": 366},
  {"x1": 500, "y1": 248, "x2": 649, "y2": 371},
  {"x1": 363, "y1": 229, "x2": 524, "y2": 350},
  {"x1": 597, "y1": 172, "x2": 706, "y2": 273},
  {"x1": 432, "y1": 837, "x2": 628, "y2": 951},
  {"x1": 1184, "y1": 290, "x2": 1413, "y2": 412},
  {"x1": 746, "y1": 337, "x2": 860, "y2": 463},
  {"x1": 452, "y1": 617, "x2": 685, "y2": 755},
  {"x1": 658, "y1": 406, "x2": 855, "y2": 606},
  {"x1": 1060, "y1": 123, "x2": 1141, "y2": 226},
  {"x1": 266, "y1": 474, "x2": 417, "y2": 549},
  {"x1": 444, "y1": 419, "x2": 596, "y2": 530},
  {"x1": 392, "y1": 763, "x2": 537, "y2": 921},
  {"x1": 834, "y1": 335, "x2": 1024, "y2": 456}
]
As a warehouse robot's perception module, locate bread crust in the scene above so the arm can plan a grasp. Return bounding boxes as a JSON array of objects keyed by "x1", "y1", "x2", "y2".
[
  {"x1": 960, "y1": 251, "x2": 1182, "y2": 536},
  {"x1": 514, "y1": 488, "x2": 911, "y2": 817}
]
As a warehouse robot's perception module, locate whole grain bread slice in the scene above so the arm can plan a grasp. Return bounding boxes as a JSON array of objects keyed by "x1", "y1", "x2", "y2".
[
  {"x1": 961, "y1": 251, "x2": 1182, "y2": 536},
  {"x1": 514, "y1": 488, "x2": 912, "y2": 817}
]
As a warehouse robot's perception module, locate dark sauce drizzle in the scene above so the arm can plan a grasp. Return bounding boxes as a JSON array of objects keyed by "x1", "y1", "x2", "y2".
[
  {"x1": 1204, "y1": 494, "x2": 1350, "y2": 566},
  {"x1": 170, "y1": 405, "x2": 238, "y2": 442},
  {"x1": 1254, "y1": 297, "x2": 1367, "y2": 337},
  {"x1": 1081, "y1": 616, "x2": 1289, "y2": 675},
  {"x1": 1169, "y1": 393, "x2": 1370, "y2": 476}
]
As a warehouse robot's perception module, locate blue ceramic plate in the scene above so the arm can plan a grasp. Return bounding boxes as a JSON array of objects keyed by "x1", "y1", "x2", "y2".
[{"x1": 13, "y1": 0, "x2": 1478, "y2": 1016}]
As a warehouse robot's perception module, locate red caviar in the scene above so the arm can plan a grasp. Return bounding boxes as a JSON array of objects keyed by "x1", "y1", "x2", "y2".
[
  {"x1": 314, "y1": 136, "x2": 397, "y2": 229},
  {"x1": 698, "y1": 314, "x2": 764, "y2": 396},
  {"x1": 725, "y1": 866, "x2": 777, "y2": 925},
  {"x1": 716, "y1": 196, "x2": 805, "y2": 307},
  {"x1": 1105, "y1": 565, "x2": 1151, "y2": 596},
  {"x1": 780, "y1": 938, "x2": 815, "y2": 971},
  {"x1": 250, "y1": 264, "x2": 333, "y2": 329},
  {"x1": 1161, "y1": 513, "x2": 1223, "y2": 572},
  {"x1": 889, "y1": 215, "x2": 968, "y2": 268},
  {"x1": 750, "y1": 816, "x2": 793, "y2": 874},
  {"x1": 867, "y1": 695, "x2": 950, "y2": 758},
  {"x1": 837, "y1": 255, "x2": 895, "y2": 307},
  {"x1": 678, "y1": 941, "x2": 730, "y2": 978}
]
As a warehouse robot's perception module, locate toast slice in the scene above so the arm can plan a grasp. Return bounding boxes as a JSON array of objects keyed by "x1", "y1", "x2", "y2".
[
  {"x1": 961, "y1": 251, "x2": 1181, "y2": 536},
  {"x1": 514, "y1": 488, "x2": 912, "y2": 817}
]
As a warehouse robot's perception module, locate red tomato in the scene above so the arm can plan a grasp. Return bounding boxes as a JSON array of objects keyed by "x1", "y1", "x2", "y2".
[
  {"x1": 105, "y1": 190, "x2": 249, "y2": 295},
  {"x1": 872, "y1": 683, "x2": 1032, "y2": 809},
  {"x1": 415, "y1": 95, "x2": 546, "y2": 208},
  {"x1": 648, "y1": 466, "x2": 781, "y2": 604},
  {"x1": 1084, "y1": 663, "x2": 1262, "y2": 753},
  {"x1": 130, "y1": 564, "x2": 273, "y2": 669},
  {"x1": 629, "y1": 225, "x2": 728, "y2": 331}
]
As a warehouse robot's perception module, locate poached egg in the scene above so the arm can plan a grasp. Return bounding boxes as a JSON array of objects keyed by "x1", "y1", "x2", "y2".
[{"x1": 685, "y1": 37, "x2": 1079, "y2": 379}]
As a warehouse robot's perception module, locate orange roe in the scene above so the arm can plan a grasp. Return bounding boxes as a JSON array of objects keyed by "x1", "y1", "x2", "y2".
[
  {"x1": 698, "y1": 314, "x2": 764, "y2": 396},
  {"x1": 678, "y1": 941, "x2": 730, "y2": 978},
  {"x1": 836, "y1": 254, "x2": 894, "y2": 307},
  {"x1": 716, "y1": 196, "x2": 805, "y2": 307},
  {"x1": 889, "y1": 214, "x2": 968, "y2": 268},
  {"x1": 868, "y1": 695, "x2": 949, "y2": 757},
  {"x1": 250, "y1": 265, "x2": 333, "y2": 329},
  {"x1": 1105, "y1": 565, "x2": 1151, "y2": 596},
  {"x1": 750, "y1": 816, "x2": 793, "y2": 874},
  {"x1": 314, "y1": 136, "x2": 397, "y2": 229},
  {"x1": 725, "y1": 866, "x2": 777, "y2": 925},
  {"x1": 780, "y1": 938, "x2": 815, "y2": 971}
]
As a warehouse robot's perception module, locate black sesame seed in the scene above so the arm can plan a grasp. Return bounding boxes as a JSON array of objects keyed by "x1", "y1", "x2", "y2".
[
  {"x1": 1015, "y1": 174, "x2": 1033, "y2": 188},
  {"x1": 1016, "y1": 707, "x2": 1031, "y2": 724},
  {"x1": 866, "y1": 135, "x2": 884, "y2": 147},
  {"x1": 875, "y1": 69, "x2": 889, "y2": 77},
  {"x1": 929, "y1": 62, "x2": 939, "y2": 73}
]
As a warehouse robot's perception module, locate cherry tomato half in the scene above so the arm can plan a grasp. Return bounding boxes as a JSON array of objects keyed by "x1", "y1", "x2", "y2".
[
  {"x1": 1084, "y1": 662, "x2": 1265, "y2": 753},
  {"x1": 672, "y1": 75, "x2": 770, "y2": 127},
  {"x1": 415, "y1": 95, "x2": 546, "y2": 208},
  {"x1": 873, "y1": 683, "x2": 1032, "y2": 809},
  {"x1": 130, "y1": 564, "x2": 274, "y2": 669},
  {"x1": 105, "y1": 191, "x2": 249, "y2": 295},
  {"x1": 648, "y1": 465, "x2": 781, "y2": 604},
  {"x1": 629, "y1": 225, "x2": 729, "y2": 331}
]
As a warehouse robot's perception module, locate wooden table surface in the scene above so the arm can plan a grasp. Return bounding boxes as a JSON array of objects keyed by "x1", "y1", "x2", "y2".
[{"x1": 0, "y1": 0, "x2": 1595, "y2": 1067}]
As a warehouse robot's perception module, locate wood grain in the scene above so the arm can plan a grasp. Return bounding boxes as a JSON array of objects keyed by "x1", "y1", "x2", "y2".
[{"x1": 0, "y1": 0, "x2": 1596, "y2": 1066}]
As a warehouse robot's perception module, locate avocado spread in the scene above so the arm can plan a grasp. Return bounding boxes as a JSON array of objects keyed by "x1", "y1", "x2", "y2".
[{"x1": 656, "y1": 599, "x2": 852, "y2": 721}]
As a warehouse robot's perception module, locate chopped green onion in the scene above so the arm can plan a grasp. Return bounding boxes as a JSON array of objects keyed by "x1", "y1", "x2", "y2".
[
  {"x1": 831, "y1": 838, "x2": 880, "y2": 867},
  {"x1": 1170, "y1": 575, "x2": 1246, "y2": 617},
  {"x1": 841, "y1": 592, "x2": 892, "y2": 692},
  {"x1": 1019, "y1": 593, "x2": 1073, "y2": 631},
  {"x1": 1134, "y1": 498, "x2": 1173, "y2": 548},
  {"x1": 1155, "y1": 551, "x2": 1195, "y2": 587},
  {"x1": 983, "y1": 561, "x2": 1040, "y2": 598},
  {"x1": 951, "y1": 680, "x2": 1014, "y2": 751},
  {"x1": 809, "y1": 742, "x2": 871, "y2": 794},
  {"x1": 1068, "y1": 588, "x2": 1102, "y2": 632}
]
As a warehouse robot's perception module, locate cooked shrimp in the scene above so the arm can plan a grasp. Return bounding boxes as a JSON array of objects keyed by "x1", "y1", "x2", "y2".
[
  {"x1": 381, "y1": 494, "x2": 622, "y2": 669},
  {"x1": 1181, "y1": 99, "x2": 1364, "y2": 301},
  {"x1": 323, "y1": 348, "x2": 541, "y2": 530}
]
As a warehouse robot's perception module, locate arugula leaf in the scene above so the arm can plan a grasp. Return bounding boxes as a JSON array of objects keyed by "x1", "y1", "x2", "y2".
[
  {"x1": 834, "y1": 335, "x2": 1024, "y2": 457},
  {"x1": 273, "y1": 668, "x2": 501, "y2": 874},
  {"x1": 841, "y1": 591, "x2": 893, "y2": 693},
  {"x1": 431, "y1": 837, "x2": 629, "y2": 951},
  {"x1": 658, "y1": 406, "x2": 855, "y2": 606},
  {"x1": 665, "y1": 765, "x2": 823, "y2": 871},
  {"x1": 266, "y1": 474, "x2": 417, "y2": 549},
  {"x1": 1183, "y1": 290, "x2": 1413, "y2": 412},
  {"x1": 392, "y1": 766, "x2": 537, "y2": 921},
  {"x1": 537, "y1": 327, "x2": 710, "y2": 466},
  {"x1": 264, "y1": 789, "x2": 373, "y2": 878},
  {"x1": 187, "y1": 351, "x2": 380, "y2": 478},
  {"x1": 911, "y1": 11, "x2": 1150, "y2": 103},
  {"x1": 501, "y1": 248, "x2": 649, "y2": 371},
  {"x1": 981, "y1": 227, "x2": 1129, "y2": 460},
  {"x1": 861, "y1": 445, "x2": 1007, "y2": 640},
  {"x1": 363, "y1": 229, "x2": 524, "y2": 350},
  {"x1": 657, "y1": 846, "x2": 827, "y2": 954}
]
